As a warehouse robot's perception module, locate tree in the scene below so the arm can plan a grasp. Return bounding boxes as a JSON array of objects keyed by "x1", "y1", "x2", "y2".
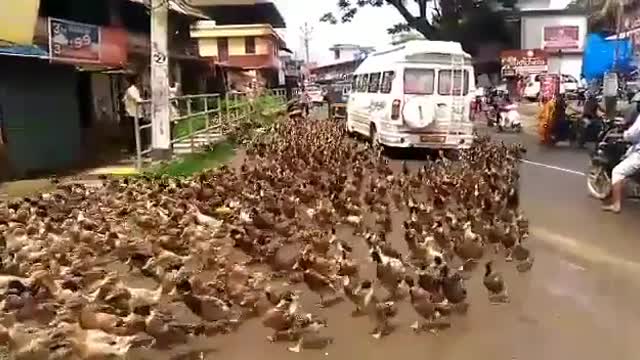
[{"x1": 321, "y1": 0, "x2": 516, "y2": 55}]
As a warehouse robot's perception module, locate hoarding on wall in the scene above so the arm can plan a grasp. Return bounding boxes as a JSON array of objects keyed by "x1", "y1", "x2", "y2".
[
  {"x1": 500, "y1": 49, "x2": 548, "y2": 77},
  {"x1": 542, "y1": 26, "x2": 580, "y2": 50},
  {"x1": 0, "y1": 0, "x2": 40, "y2": 45},
  {"x1": 49, "y1": 17, "x2": 101, "y2": 63}
]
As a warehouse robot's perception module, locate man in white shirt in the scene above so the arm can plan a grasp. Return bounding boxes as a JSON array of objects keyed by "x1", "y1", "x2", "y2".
[
  {"x1": 602, "y1": 114, "x2": 640, "y2": 213},
  {"x1": 122, "y1": 75, "x2": 145, "y2": 153}
]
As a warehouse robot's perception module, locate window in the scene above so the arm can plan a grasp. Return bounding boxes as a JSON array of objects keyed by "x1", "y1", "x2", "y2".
[
  {"x1": 403, "y1": 68, "x2": 434, "y2": 95},
  {"x1": 357, "y1": 74, "x2": 369, "y2": 92},
  {"x1": 245, "y1": 36, "x2": 256, "y2": 54},
  {"x1": 217, "y1": 37, "x2": 229, "y2": 61},
  {"x1": 334, "y1": 49, "x2": 340, "y2": 60},
  {"x1": 368, "y1": 72, "x2": 381, "y2": 93},
  {"x1": 438, "y1": 70, "x2": 469, "y2": 95},
  {"x1": 381, "y1": 71, "x2": 395, "y2": 93},
  {"x1": 351, "y1": 75, "x2": 358, "y2": 90}
]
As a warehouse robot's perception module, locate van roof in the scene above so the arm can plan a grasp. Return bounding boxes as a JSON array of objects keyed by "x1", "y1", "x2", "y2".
[{"x1": 355, "y1": 40, "x2": 472, "y2": 73}]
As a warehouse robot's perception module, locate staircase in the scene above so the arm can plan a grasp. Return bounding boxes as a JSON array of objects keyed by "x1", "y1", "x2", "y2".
[{"x1": 172, "y1": 128, "x2": 226, "y2": 155}]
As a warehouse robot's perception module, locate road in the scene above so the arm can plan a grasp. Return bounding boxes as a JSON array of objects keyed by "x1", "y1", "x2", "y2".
[{"x1": 126, "y1": 118, "x2": 640, "y2": 360}]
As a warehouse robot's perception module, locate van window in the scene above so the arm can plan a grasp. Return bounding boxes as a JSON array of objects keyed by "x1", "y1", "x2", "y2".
[
  {"x1": 368, "y1": 72, "x2": 381, "y2": 93},
  {"x1": 351, "y1": 75, "x2": 358, "y2": 90},
  {"x1": 438, "y1": 70, "x2": 469, "y2": 95},
  {"x1": 381, "y1": 71, "x2": 394, "y2": 93},
  {"x1": 357, "y1": 74, "x2": 369, "y2": 92},
  {"x1": 404, "y1": 68, "x2": 434, "y2": 95}
]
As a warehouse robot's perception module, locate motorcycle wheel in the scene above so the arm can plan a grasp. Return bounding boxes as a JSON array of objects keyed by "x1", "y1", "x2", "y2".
[{"x1": 587, "y1": 164, "x2": 612, "y2": 199}]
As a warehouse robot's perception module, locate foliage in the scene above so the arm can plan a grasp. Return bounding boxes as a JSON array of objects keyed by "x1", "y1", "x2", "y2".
[
  {"x1": 321, "y1": 0, "x2": 515, "y2": 55},
  {"x1": 148, "y1": 141, "x2": 236, "y2": 177}
]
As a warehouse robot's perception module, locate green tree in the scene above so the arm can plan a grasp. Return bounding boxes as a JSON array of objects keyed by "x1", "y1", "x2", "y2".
[{"x1": 321, "y1": 0, "x2": 516, "y2": 55}]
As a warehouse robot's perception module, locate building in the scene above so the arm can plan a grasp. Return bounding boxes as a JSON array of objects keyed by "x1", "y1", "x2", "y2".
[
  {"x1": 329, "y1": 44, "x2": 375, "y2": 61},
  {"x1": 0, "y1": 0, "x2": 208, "y2": 179},
  {"x1": 190, "y1": 22, "x2": 286, "y2": 89},
  {"x1": 189, "y1": 0, "x2": 288, "y2": 91},
  {"x1": 309, "y1": 44, "x2": 375, "y2": 83},
  {"x1": 519, "y1": 9, "x2": 588, "y2": 80}
]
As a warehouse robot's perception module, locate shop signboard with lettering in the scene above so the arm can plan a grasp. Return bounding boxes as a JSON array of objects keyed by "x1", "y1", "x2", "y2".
[
  {"x1": 49, "y1": 17, "x2": 101, "y2": 63},
  {"x1": 542, "y1": 25, "x2": 580, "y2": 51},
  {"x1": 500, "y1": 49, "x2": 548, "y2": 77}
]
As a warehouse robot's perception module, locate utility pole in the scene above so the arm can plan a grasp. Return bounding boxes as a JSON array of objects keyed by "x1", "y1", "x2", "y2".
[
  {"x1": 150, "y1": 0, "x2": 171, "y2": 159},
  {"x1": 301, "y1": 22, "x2": 313, "y2": 63}
]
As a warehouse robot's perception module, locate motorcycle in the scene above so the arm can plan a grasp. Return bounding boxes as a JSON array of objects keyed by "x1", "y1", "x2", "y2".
[
  {"x1": 497, "y1": 103, "x2": 522, "y2": 132},
  {"x1": 587, "y1": 119, "x2": 640, "y2": 199}
]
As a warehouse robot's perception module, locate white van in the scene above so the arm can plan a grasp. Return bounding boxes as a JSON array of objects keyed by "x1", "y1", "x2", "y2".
[{"x1": 346, "y1": 40, "x2": 475, "y2": 149}]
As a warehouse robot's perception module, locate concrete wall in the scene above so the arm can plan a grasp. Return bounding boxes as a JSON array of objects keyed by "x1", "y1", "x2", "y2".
[{"x1": 521, "y1": 14, "x2": 587, "y2": 79}]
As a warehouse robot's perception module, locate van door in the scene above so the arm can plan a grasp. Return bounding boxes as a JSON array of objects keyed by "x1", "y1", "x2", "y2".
[
  {"x1": 401, "y1": 67, "x2": 437, "y2": 130},
  {"x1": 349, "y1": 74, "x2": 370, "y2": 134},
  {"x1": 436, "y1": 67, "x2": 472, "y2": 136}
]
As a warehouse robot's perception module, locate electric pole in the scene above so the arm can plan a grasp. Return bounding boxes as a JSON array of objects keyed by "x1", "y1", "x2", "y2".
[
  {"x1": 150, "y1": 0, "x2": 171, "y2": 159},
  {"x1": 301, "y1": 22, "x2": 313, "y2": 63}
]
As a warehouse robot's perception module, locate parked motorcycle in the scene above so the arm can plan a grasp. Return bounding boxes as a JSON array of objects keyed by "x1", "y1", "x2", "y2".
[
  {"x1": 587, "y1": 119, "x2": 640, "y2": 199},
  {"x1": 497, "y1": 103, "x2": 522, "y2": 132}
]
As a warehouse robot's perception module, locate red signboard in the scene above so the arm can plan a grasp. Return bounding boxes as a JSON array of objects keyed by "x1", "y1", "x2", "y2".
[
  {"x1": 541, "y1": 74, "x2": 560, "y2": 102},
  {"x1": 500, "y1": 49, "x2": 548, "y2": 77},
  {"x1": 542, "y1": 25, "x2": 580, "y2": 50}
]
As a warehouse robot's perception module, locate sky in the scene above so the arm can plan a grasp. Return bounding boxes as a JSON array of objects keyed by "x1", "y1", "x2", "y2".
[{"x1": 273, "y1": 0, "x2": 407, "y2": 65}]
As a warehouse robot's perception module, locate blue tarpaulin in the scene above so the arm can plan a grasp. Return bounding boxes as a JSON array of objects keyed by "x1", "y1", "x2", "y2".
[{"x1": 582, "y1": 33, "x2": 635, "y2": 81}]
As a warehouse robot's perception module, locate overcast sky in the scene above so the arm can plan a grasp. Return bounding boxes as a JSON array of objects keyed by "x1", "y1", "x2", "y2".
[{"x1": 273, "y1": 0, "x2": 407, "y2": 65}]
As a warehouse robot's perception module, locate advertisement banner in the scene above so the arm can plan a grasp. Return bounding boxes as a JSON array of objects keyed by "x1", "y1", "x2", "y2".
[
  {"x1": 49, "y1": 17, "x2": 101, "y2": 63},
  {"x1": 500, "y1": 49, "x2": 548, "y2": 77},
  {"x1": 542, "y1": 26, "x2": 580, "y2": 50},
  {"x1": 0, "y1": 0, "x2": 40, "y2": 45}
]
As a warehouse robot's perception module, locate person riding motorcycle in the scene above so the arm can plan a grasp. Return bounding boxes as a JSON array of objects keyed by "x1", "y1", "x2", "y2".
[
  {"x1": 601, "y1": 112, "x2": 640, "y2": 213},
  {"x1": 574, "y1": 90, "x2": 604, "y2": 147}
]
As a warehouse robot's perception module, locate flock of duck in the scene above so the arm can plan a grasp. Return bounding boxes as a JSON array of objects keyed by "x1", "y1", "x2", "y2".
[{"x1": 0, "y1": 114, "x2": 531, "y2": 358}]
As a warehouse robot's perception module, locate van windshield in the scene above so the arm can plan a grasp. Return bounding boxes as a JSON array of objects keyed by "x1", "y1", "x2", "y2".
[{"x1": 404, "y1": 68, "x2": 434, "y2": 95}]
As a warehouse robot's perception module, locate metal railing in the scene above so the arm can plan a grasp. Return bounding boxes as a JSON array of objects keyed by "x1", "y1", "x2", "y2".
[{"x1": 132, "y1": 88, "x2": 291, "y2": 169}]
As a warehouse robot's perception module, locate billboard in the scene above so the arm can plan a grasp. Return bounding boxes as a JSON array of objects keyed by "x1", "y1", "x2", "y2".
[
  {"x1": 542, "y1": 25, "x2": 580, "y2": 50},
  {"x1": 500, "y1": 49, "x2": 548, "y2": 77},
  {"x1": 49, "y1": 17, "x2": 101, "y2": 63}
]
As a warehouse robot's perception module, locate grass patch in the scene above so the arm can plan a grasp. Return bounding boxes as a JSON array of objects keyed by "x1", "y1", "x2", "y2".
[
  {"x1": 150, "y1": 141, "x2": 236, "y2": 177},
  {"x1": 173, "y1": 114, "x2": 208, "y2": 140}
]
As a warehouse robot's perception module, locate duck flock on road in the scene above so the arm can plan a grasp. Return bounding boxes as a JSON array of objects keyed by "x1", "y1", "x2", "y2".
[{"x1": 0, "y1": 116, "x2": 532, "y2": 358}]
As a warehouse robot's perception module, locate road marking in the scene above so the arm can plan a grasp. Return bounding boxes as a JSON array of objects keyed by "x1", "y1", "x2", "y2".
[
  {"x1": 521, "y1": 159, "x2": 586, "y2": 176},
  {"x1": 531, "y1": 226, "x2": 640, "y2": 274}
]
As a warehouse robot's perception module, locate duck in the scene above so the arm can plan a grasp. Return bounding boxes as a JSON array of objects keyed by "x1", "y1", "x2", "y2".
[
  {"x1": 513, "y1": 238, "x2": 534, "y2": 272},
  {"x1": 406, "y1": 276, "x2": 444, "y2": 333},
  {"x1": 371, "y1": 247, "x2": 405, "y2": 300},
  {"x1": 483, "y1": 261, "x2": 509, "y2": 303},
  {"x1": 301, "y1": 269, "x2": 338, "y2": 307},
  {"x1": 342, "y1": 276, "x2": 369, "y2": 314},
  {"x1": 440, "y1": 265, "x2": 467, "y2": 305}
]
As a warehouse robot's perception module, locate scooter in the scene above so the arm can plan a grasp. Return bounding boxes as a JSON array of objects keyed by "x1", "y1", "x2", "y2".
[
  {"x1": 587, "y1": 118, "x2": 640, "y2": 199},
  {"x1": 497, "y1": 104, "x2": 522, "y2": 132}
]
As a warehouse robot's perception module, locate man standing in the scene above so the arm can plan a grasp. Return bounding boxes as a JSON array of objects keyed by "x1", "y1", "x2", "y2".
[
  {"x1": 602, "y1": 113, "x2": 640, "y2": 213},
  {"x1": 122, "y1": 75, "x2": 144, "y2": 154}
]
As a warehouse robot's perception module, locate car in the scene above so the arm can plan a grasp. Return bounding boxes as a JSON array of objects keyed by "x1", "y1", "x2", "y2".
[
  {"x1": 523, "y1": 74, "x2": 579, "y2": 100},
  {"x1": 306, "y1": 85, "x2": 324, "y2": 104}
]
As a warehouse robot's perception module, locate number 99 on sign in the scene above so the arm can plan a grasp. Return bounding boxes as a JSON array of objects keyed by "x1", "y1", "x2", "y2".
[{"x1": 72, "y1": 35, "x2": 92, "y2": 49}]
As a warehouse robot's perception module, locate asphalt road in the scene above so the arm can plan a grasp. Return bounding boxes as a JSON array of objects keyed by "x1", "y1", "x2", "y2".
[{"x1": 133, "y1": 118, "x2": 640, "y2": 360}]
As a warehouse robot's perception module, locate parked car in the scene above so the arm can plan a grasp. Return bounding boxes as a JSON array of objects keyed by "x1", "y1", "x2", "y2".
[
  {"x1": 306, "y1": 85, "x2": 324, "y2": 104},
  {"x1": 523, "y1": 74, "x2": 579, "y2": 100}
]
